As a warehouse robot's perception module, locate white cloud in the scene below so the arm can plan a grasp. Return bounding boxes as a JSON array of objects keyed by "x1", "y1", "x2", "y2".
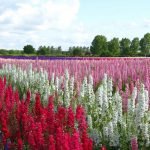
[{"x1": 0, "y1": 0, "x2": 87, "y2": 50}]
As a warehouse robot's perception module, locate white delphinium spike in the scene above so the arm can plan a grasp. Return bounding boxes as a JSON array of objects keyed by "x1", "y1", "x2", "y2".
[
  {"x1": 95, "y1": 85, "x2": 103, "y2": 115},
  {"x1": 89, "y1": 129, "x2": 100, "y2": 147},
  {"x1": 103, "y1": 126, "x2": 109, "y2": 141},
  {"x1": 65, "y1": 69, "x2": 69, "y2": 80},
  {"x1": 128, "y1": 87, "x2": 137, "y2": 116},
  {"x1": 102, "y1": 74, "x2": 108, "y2": 115},
  {"x1": 55, "y1": 76, "x2": 59, "y2": 92},
  {"x1": 135, "y1": 84, "x2": 146, "y2": 126},
  {"x1": 87, "y1": 115, "x2": 93, "y2": 129},
  {"x1": 89, "y1": 74, "x2": 93, "y2": 87},
  {"x1": 114, "y1": 91, "x2": 122, "y2": 123},
  {"x1": 112, "y1": 109, "x2": 118, "y2": 126},
  {"x1": 70, "y1": 76, "x2": 74, "y2": 97},
  {"x1": 145, "y1": 90, "x2": 149, "y2": 112},
  {"x1": 88, "y1": 83, "x2": 95, "y2": 103},
  {"x1": 142, "y1": 123, "x2": 149, "y2": 145},
  {"x1": 107, "y1": 77, "x2": 113, "y2": 102},
  {"x1": 131, "y1": 87, "x2": 137, "y2": 102},
  {"x1": 80, "y1": 82, "x2": 85, "y2": 99},
  {"x1": 83, "y1": 76, "x2": 88, "y2": 94},
  {"x1": 107, "y1": 121, "x2": 114, "y2": 146},
  {"x1": 50, "y1": 73, "x2": 55, "y2": 85},
  {"x1": 64, "y1": 71, "x2": 70, "y2": 107}
]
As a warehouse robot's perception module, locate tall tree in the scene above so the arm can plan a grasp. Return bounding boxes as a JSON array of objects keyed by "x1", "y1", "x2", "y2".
[
  {"x1": 120, "y1": 38, "x2": 131, "y2": 56},
  {"x1": 140, "y1": 33, "x2": 150, "y2": 56},
  {"x1": 37, "y1": 46, "x2": 49, "y2": 55},
  {"x1": 72, "y1": 47, "x2": 83, "y2": 56},
  {"x1": 23, "y1": 45, "x2": 35, "y2": 54},
  {"x1": 130, "y1": 37, "x2": 140, "y2": 56},
  {"x1": 108, "y1": 38, "x2": 120, "y2": 56},
  {"x1": 90, "y1": 35, "x2": 108, "y2": 56}
]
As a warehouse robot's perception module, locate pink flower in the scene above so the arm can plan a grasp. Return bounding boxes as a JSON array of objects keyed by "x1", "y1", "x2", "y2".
[{"x1": 131, "y1": 137, "x2": 138, "y2": 150}]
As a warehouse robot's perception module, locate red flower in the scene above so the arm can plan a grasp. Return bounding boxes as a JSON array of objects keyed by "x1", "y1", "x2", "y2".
[
  {"x1": 49, "y1": 135, "x2": 55, "y2": 150},
  {"x1": 17, "y1": 138, "x2": 23, "y2": 150},
  {"x1": 101, "y1": 145, "x2": 107, "y2": 150}
]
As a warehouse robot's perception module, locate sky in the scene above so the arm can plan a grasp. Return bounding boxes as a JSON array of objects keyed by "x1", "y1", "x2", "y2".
[{"x1": 0, "y1": 0, "x2": 150, "y2": 50}]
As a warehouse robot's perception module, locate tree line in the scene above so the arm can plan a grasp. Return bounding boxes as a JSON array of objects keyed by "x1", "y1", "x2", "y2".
[{"x1": 0, "y1": 33, "x2": 150, "y2": 57}]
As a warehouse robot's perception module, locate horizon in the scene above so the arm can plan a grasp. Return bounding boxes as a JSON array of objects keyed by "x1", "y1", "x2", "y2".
[{"x1": 0, "y1": 0, "x2": 150, "y2": 50}]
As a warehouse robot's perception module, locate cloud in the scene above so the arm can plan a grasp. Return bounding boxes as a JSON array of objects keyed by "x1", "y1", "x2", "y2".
[{"x1": 0, "y1": 0, "x2": 84, "y2": 49}]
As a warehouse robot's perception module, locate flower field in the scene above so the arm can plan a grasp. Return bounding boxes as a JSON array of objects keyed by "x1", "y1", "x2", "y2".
[{"x1": 0, "y1": 57, "x2": 149, "y2": 150}]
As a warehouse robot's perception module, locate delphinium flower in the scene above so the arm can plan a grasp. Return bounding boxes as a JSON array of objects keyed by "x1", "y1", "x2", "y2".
[
  {"x1": 70, "y1": 130, "x2": 81, "y2": 150},
  {"x1": 96, "y1": 85, "x2": 103, "y2": 114},
  {"x1": 102, "y1": 74, "x2": 108, "y2": 116},
  {"x1": 64, "y1": 70, "x2": 70, "y2": 107},
  {"x1": 144, "y1": 89, "x2": 149, "y2": 111},
  {"x1": 89, "y1": 129, "x2": 100, "y2": 147},
  {"x1": 69, "y1": 76, "x2": 74, "y2": 98},
  {"x1": 87, "y1": 115, "x2": 93, "y2": 129},
  {"x1": 135, "y1": 84, "x2": 145, "y2": 126},
  {"x1": 48, "y1": 135, "x2": 55, "y2": 150},
  {"x1": 50, "y1": 72, "x2": 55, "y2": 92},
  {"x1": 107, "y1": 77, "x2": 113, "y2": 103},
  {"x1": 55, "y1": 76, "x2": 59, "y2": 93},
  {"x1": 131, "y1": 137, "x2": 138, "y2": 150},
  {"x1": 87, "y1": 76, "x2": 95, "y2": 113},
  {"x1": 107, "y1": 121, "x2": 115, "y2": 146},
  {"x1": 141, "y1": 123, "x2": 150, "y2": 147}
]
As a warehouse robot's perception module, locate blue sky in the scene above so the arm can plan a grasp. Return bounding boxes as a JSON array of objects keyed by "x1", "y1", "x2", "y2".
[{"x1": 0, "y1": 0, "x2": 150, "y2": 50}]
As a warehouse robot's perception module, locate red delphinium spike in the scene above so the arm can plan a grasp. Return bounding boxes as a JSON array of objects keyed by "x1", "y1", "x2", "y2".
[
  {"x1": 17, "y1": 138, "x2": 23, "y2": 150},
  {"x1": 0, "y1": 101, "x2": 2, "y2": 110},
  {"x1": 0, "y1": 77, "x2": 5, "y2": 99},
  {"x1": 5, "y1": 87, "x2": 11, "y2": 110},
  {"x1": 76, "y1": 105, "x2": 87, "y2": 133},
  {"x1": 3, "y1": 76, "x2": 6, "y2": 87},
  {"x1": 81, "y1": 131, "x2": 89, "y2": 150},
  {"x1": 48, "y1": 95, "x2": 54, "y2": 109},
  {"x1": 67, "y1": 107, "x2": 75, "y2": 132},
  {"x1": 40, "y1": 111, "x2": 48, "y2": 132},
  {"x1": 14, "y1": 90, "x2": 20, "y2": 104},
  {"x1": 55, "y1": 127, "x2": 63, "y2": 150},
  {"x1": 56, "y1": 106, "x2": 67, "y2": 128},
  {"x1": 76, "y1": 105, "x2": 84, "y2": 121},
  {"x1": 131, "y1": 137, "x2": 138, "y2": 150},
  {"x1": 34, "y1": 122, "x2": 44, "y2": 147},
  {"x1": 101, "y1": 145, "x2": 107, "y2": 150},
  {"x1": 34, "y1": 93, "x2": 43, "y2": 120},
  {"x1": 1, "y1": 117, "x2": 10, "y2": 141},
  {"x1": 62, "y1": 133, "x2": 70, "y2": 150},
  {"x1": 88, "y1": 139, "x2": 93, "y2": 150},
  {"x1": 25, "y1": 90, "x2": 31, "y2": 106},
  {"x1": 46, "y1": 105, "x2": 55, "y2": 134},
  {"x1": 28, "y1": 131, "x2": 36, "y2": 149},
  {"x1": 70, "y1": 130, "x2": 81, "y2": 150},
  {"x1": 48, "y1": 135, "x2": 55, "y2": 150}
]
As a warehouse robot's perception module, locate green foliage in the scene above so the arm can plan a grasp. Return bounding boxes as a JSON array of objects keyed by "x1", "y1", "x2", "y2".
[
  {"x1": 0, "y1": 32, "x2": 150, "y2": 57},
  {"x1": 90, "y1": 35, "x2": 108, "y2": 56},
  {"x1": 130, "y1": 37, "x2": 140, "y2": 56},
  {"x1": 120, "y1": 38, "x2": 131, "y2": 56},
  {"x1": 140, "y1": 33, "x2": 150, "y2": 56},
  {"x1": 23, "y1": 45, "x2": 35, "y2": 54},
  {"x1": 108, "y1": 38, "x2": 120, "y2": 56}
]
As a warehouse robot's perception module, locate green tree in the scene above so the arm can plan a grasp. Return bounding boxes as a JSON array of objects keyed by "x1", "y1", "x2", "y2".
[
  {"x1": 108, "y1": 38, "x2": 120, "y2": 56},
  {"x1": 37, "y1": 46, "x2": 49, "y2": 55},
  {"x1": 73, "y1": 47, "x2": 83, "y2": 56},
  {"x1": 120, "y1": 38, "x2": 131, "y2": 56},
  {"x1": 140, "y1": 33, "x2": 150, "y2": 56},
  {"x1": 90, "y1": 35, "x2": 108, "y2": 56},
  {"x1": 23, "y1": 45, "x2": 35, "y2": 54},
  {"x1": 130, "y1": 37, "x2": 140, "y2": 56}
]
